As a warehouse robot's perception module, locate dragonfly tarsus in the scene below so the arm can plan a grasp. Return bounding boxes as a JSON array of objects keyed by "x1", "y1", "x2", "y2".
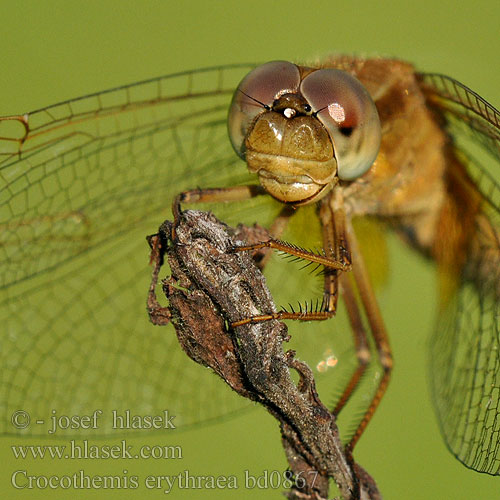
[
  {"x1": 230, "y1": 238, "x2": 351, "y2": 271},
  {"x1": 147, "y1": 230, "x2": 172, "y2": 326}
]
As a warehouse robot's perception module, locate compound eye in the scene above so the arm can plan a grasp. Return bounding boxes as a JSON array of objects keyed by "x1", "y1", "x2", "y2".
[
  {"x1": 301, "y1": 69, "x2": 381, "y2": 180},
  {"x1": 228, "y1": 61, "x2": 301, "y2": 157}
]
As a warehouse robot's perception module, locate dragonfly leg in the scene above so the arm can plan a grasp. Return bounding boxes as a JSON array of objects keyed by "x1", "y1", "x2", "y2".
[
  {"x1": 231, "y1": 203, "x2": 352, "y2": 327},
  {"x1": 332, "y1": 272, "x2": 371, "y2": 416},
  {"x1": 146, "y1": 232, "x2": 171, "y2": 326},
  {"x1": 172, "y1": 185, "x2": 267, "y2": 223},
  {"x1": 231, "y1": 239, "x2": 350, "y2": 271},
  {"x1": 171, "y1": 185, "x2": 268, "y2": 241},
  {"x1": 319, "y1": 198, "x2": 352, "y2": 315},
  {"x1": 319, "y1": 198, "x2": 372, "y2": 417},
  {"x1": 230, "y1": 239, "x2": 351, "y2": 326},
  {"x1": 147, "y1": 194, "x2": 292, "y2": 327},
  {"x1": 344, "y1": 217, "x2": 393, "y2": 452},
  {"x1": 224, "y1": 204, "x2": 298, "y2": 271},
  {"x1": 173, "y1": 184, "x2": 298, "y2": 270}
]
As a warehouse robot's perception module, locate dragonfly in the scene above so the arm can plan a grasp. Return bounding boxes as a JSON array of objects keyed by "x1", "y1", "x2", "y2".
[{"x1": 0, "y1": 56, "x2": 498, "y2": 476}]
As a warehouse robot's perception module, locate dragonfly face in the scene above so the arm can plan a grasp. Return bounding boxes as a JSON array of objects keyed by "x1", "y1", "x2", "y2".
[
  {"x1": 228, "y1": 60, "x2": 381, "y2": 205},
  {"x1": 0, "y1": 56, "x2": 498, "y2": 479}
]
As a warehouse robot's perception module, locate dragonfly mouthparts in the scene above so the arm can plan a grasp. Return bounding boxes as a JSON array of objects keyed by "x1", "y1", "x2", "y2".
[{"x1": 257, "y1": 169, "x2": 315, "y2": 185}]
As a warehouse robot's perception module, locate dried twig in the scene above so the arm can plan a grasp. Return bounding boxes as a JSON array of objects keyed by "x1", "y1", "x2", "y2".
[{"x1": 147, "y1": 210, "x2": 381, "y2": 500}]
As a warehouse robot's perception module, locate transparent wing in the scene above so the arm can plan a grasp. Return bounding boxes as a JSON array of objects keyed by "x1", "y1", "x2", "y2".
[
  {"x1": 418, "y1": 73, "x2": 500, "y2": 207},
  {"x1": 418, "y1": 73, "x2": 500, "y2": 474},
  {"x1": 1, "y1": 64, "x2": 257, "y2": 287},
  {"x1": 0, "y1": 63, "x2": 356, "y2": 439},
  {"x1": 0, "y1": 64, "x2": 285, "y2": 436}
]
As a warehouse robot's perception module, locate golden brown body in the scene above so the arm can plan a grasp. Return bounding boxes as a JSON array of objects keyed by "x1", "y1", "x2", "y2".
[
  {"x1": 325, "y1": 59, "x2": 454, "y2": 249},
  {"x1": 225, "y1": 57, "x2": 499, "y2": 467},
  {"x1": 324, "y1": 57, "x2": 492, "y2": 289}
]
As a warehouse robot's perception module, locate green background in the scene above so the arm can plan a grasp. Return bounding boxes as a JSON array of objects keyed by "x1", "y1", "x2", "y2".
[{"x1": 1, "y1": 1, "x2": 499, "y2": 499}]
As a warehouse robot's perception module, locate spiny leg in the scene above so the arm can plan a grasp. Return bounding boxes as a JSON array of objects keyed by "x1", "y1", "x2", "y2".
[
  {"x1": 172, "y1": 185, "x2": 350, "y2": 322},
  {"x1": 232, "y1": 239, "x2": 350, "y2": 271},
  {"x1": 230, "y1": 240, "x2": 350, "y2": 326},
  {"x1": 231, "y1": 200, "x2": 352, "y2": 327},
  {"x1": 230, "y1": 239, "x2": 351, "y2": 326},
  {"x1": 344, "y1": 218, "x2": 393, "y2": 452},
  {"x1": 332, "y1": 272, "x2": 371, "y2": 416}
]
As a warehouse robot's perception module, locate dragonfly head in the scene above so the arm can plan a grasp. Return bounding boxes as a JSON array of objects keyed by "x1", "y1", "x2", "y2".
[{"x1": 228, "y1": 61, "x2": 382, "y2": 205}]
